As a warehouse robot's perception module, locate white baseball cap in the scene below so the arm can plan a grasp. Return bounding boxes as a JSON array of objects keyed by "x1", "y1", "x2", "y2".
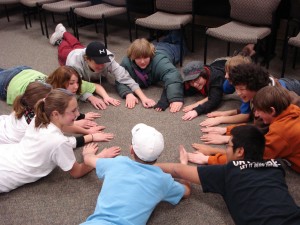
[{"x1": 131, "y1": 123, "x2": 164, "y2": 162}]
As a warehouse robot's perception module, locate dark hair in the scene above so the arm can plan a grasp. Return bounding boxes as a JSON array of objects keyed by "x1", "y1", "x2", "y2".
[
  {"x1": 13, "y1": 81, "x2": 52, "y2": 119},
  {"x1": 46, "y1": 66, "x2": 82, "y2": 95},
  {"x1": 231, "y1": 125, "x2": 265, "y2": 161},
  {"x1": 253, "y1": 86, "x2": 291, "y2": 116},
  {"x1": 198, "y1": 66, "x2": 210, "y2": 80},
  {"x1": 229, "y1": 63, "x2": 270, "y2": 91},
  {"x1": 34, "y1": 89, "x2": 74, "y2": 128}
]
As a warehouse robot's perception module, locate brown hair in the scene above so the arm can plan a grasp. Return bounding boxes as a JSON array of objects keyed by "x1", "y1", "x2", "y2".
[
  {"x1": 13, "y1": 81, "x2": 52, "y2": 119},
  {"x1": 127, "y1": 38, "x2": 155, "y2": 60},
  {"x1": 225, "y1": 54, "x2": 252, "y2": 74},
  {"x1": 253, "y1": 86, "x2": 291, "y2": 116},
  {"x1": 34, "y1": 89, "x2": 74, "y2": 128},
  {"x1": 46, "y1": 66, "x2": 82, "y2": 95}
]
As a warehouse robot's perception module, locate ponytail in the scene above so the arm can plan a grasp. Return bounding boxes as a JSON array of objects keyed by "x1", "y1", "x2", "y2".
[
  {"x1": 34, "y1": 89, "x2": 74, "y2": 128},
  {"x1": 13, "y1": 81, "x2": 52, "y2": 119}
]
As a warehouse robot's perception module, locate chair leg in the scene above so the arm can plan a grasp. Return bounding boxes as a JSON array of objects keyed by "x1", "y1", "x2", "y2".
[
  {"x1": 191, "y1": 21, "x2": 194, "y2": 52},
  {"x1": 265, "y1": 36, "x2": 272, "y2": 69},
  {"x1": 70, "y1": 8, "x2": 76, "y2": 37},
  {"x1": 135, "y1": 23, "x2": 138, "y2": 39},
  {"x1": 293, "y1": 47, "x2": 298, "y2": 69},
  {"x1": 281, "y1": 38, "x2": 289, "y2": 78},
  {"x1": 127, "y1": 11, "x2": 132, "y2": 42},
  {"x1": 43, "y1": 9, "x2": 49, "y2": 38},
  {"x1": 22, "y1": 6, "x2": 28, "y2": 29},
  {"x1": 37, "y1": 4, "x2": 44, "y2": 36},
  {"x1": 180, "y1": 27, "x2": 183, "y2": 67},
  {"x1": 204, "y1": 31, "x2": 208, "y2": 65},
  {"x1": 102, "y1": 16, "x2": 107, "y2": 48},
  {"x1": 4, "y1": 5, "x2": 10, "y2": 22},
  {"x1": 281, "y1": 20, "x2": 290, "y2": 59},
  {"x1": 226, "y1": 42, "x2": 230, "y2": 56},
  {"x1": 74, "y1": 13, "x2": 79, "y2": 40},
  {"x1": 67, "y1": 12, "x2": 71, "y2": 27},
  {"x1": 28, "y1": 7, "x2": 32, "y2": 27}
]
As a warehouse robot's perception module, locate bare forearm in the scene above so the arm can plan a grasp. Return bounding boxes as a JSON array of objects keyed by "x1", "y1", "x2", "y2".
[
  {"x1": 217, "y1": 113, "x2": 250, "y2": 124},
  {"x1": 156, "y1": 163, "x2": 200, "y2": 184},
  {"x1": 69, "y1": 162, "x2": 94, "y2": 178},
  {"x1": 95, "y1": 83, "x2": 110, "y2": 99},
  {"x1": 62, "y1": 125, "x2": 89, "y2": 135},
  {"x1": 134, "y1": 88, "x2": 147, "y2": 101}
]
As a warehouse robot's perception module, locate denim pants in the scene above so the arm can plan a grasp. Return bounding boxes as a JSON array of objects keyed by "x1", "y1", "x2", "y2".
[
  {"x1": 153, "y1": 30, "x2": 188, "y2": 65},
  {"x1": 280, "y1": 78, "x2": 300, "y2": 96},
  {"x1": 0, "y1": 66, "x2": 31, "y2": 100}
]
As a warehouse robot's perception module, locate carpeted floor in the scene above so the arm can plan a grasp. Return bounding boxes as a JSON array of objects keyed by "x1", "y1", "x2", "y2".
[{"x1": 1, "y1": 6, "x2": 300, "y2": 225}]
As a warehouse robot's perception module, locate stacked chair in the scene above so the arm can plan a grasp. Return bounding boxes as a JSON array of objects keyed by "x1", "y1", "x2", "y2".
[
  {"x1": 281, "y1": 0, "x2": 300, "y2": 77},
  {"x1": 0, "y1": 0, "x2": 20, "y2": 22},
  {"x1": 135, "y1": 0, "x2": 195, "y2": 67},
  {"x1": 20, "y1": 0, "x2": 58, "y2": 35},
  {"x1": 204, "y1": 0, "x2": 282, "y2": 68},
  {"x1": 41, "y1": 0, "x2": 91, "y2": 38},
  {"x1": 73, "y1": 0, "x2": 130, "y2": 48}
]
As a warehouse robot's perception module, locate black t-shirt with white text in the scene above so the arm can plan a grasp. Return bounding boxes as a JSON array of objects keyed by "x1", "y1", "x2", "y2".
[{"x1": 198, "y1": 159, "x2": 300, "y2": 225}]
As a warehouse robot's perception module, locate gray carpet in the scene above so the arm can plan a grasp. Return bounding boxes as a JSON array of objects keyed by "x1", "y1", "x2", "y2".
[{"x1": 1, "y1": 8, "x2": 300, "y2": 225}]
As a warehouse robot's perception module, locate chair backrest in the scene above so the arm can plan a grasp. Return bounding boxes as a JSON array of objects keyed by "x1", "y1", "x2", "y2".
[
  {"x1": 155, "y1": 0, "x2": 193, "y2": 14},
  {"x1": 230, "y1": 0, "x2": 281, "y2": 25},
  {"x1": 102, "y1": 0, "x2": 126, "y2": 7}
]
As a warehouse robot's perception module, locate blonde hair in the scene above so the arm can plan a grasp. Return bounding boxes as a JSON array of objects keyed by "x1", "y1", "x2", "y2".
[
  {"x1": 127, "y1": 38, "x2": 155, "y2": 60},
  {"x1": 225, "y1": 54, "x2": 252, "y2": 73}
]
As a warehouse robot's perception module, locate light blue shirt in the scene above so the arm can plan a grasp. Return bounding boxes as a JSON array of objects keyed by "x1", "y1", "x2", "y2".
[{"x1": 81, "y1": 156, "x2": 184, "y2": 225}]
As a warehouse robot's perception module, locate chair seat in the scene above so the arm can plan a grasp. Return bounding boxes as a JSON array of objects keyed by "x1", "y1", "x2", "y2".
[
  {"x1": 42, "y1": 0, "x2": 91, "y2": 13},
  {"x1": 289, "y1": 33, "x2": 300, "y2": 48},
  {"x1": 135, "y1": 11, "x2": 192, "y2": 30},
  {"x1": 1, "y1": 0, "x2": 19, "y2": 4},
  {"x1": 20, "y1": 0, "x2": 57, "y2": 7},
  {"x1": 206, "y1": 21, "x2": 271, "y2": 44},
  {"x1": 74, "y1": 3, "x2": 126, "y2": 20}
]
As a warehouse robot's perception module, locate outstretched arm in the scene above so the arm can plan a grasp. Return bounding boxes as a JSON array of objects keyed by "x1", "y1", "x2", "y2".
[
  {"x1": 83, "y1": 143, "x2": 121, "y2": 168},
  {"x1": 134, "y1": 88, "x2": 156, "y2": 108},
  {"x1": 94, "y1": 83, "x2": 121, "y2": 106},
  {"x1": 156, "y1": 145, "x2": 201, "y2": 185}
]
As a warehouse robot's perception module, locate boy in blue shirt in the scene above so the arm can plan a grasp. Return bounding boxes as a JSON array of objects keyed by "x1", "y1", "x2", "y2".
[{"x1": 81, "y1": 123, "x2": 190, "y2": 225}]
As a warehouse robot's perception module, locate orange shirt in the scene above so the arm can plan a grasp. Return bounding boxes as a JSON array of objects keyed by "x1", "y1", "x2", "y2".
[{"x1": 208, "y1": 105, "x2": 300, "y2": 173}]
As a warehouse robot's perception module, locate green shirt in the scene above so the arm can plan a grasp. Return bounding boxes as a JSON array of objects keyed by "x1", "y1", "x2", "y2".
[
  {"x1": 6, "y1": 69, "x2": 96, "y2": 105},
  {"x1": 7, "y1": 69, "x2": 47, "y2": 105}
]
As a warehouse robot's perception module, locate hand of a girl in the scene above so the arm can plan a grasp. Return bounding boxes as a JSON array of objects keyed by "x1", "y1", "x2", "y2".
[
  {"x1": 75, "y1": 119, "x2": 98, "y2": 128},
  {"x1": 87, "y1": 126, "x2": 106, "y2": 134},
  {"x1": 98, "y1": 146, "x2": 121, "y2": 158},
  {"x1": 83, "y1": 142, "x2": 99, "y2": 156},
  {"x1": 92, "y1": 132, "x2": 114, "y2": 142},
  {"x1": 85, "y1": 112, "x2": 101, "y2": 120}
]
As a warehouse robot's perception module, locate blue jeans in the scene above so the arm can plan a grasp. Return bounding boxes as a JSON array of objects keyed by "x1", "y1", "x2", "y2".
[
  {"x1": 0, "y1": 66, "x2": 31, "y2": 100},
  {"x1": 280, "y1": 78, "x2": 300, "y2": 96},
  {"x1": 153, "y1": 30, "x2": 188, "y2": 65}
]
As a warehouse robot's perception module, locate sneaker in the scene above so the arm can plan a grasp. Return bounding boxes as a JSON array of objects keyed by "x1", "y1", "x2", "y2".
[
  {"x1": 55, "y1": 23, "x2": 66, "y2": 33},
  {"x1": 49, "y1": 23, "x2": 66, "y2": 45}
]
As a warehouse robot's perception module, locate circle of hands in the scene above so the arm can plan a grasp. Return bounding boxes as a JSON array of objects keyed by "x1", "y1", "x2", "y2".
[{"x1": 80, "y1": 95, "x2": 232, "y2": 165}]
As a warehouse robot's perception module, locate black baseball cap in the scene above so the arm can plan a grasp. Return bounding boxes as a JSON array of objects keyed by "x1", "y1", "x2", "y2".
[{"x1": 85, "y1": 41, "x2": 111, "y2": 64}]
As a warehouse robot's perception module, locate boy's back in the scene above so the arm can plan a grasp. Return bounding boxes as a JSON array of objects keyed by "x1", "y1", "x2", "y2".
[{"x1": 82, "y1": 156, "x2": 184, "y2": 225}]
